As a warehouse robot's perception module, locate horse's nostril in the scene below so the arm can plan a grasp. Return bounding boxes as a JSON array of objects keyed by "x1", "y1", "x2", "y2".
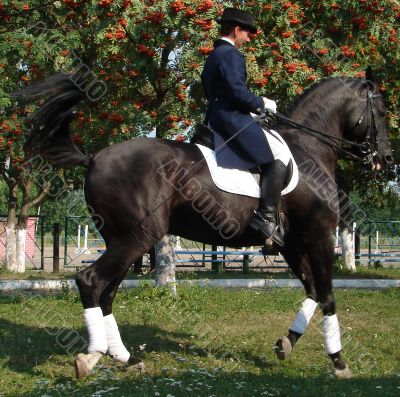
[{"x1": 385, "y1": 155, "x2": 394, "y2": 164}]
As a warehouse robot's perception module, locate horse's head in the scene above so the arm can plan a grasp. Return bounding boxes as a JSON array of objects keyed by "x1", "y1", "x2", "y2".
[{"x1": 343, "y1": 67, "x2": 393, "y2": 170}]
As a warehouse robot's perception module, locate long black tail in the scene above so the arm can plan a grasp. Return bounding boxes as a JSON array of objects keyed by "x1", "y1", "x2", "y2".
[{"x1": 13, "y1": 73, "x2": 90, "y2": 168}]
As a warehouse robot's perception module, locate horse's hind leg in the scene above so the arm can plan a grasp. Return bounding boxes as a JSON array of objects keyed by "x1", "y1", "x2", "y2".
[
  {"x1": 275, "y1": 234, "x2": 319, "y2": 360},
  {"x1": 99, "y1": 269, "x2": 146, "y2": 371},
  {"x1": 74, "y1": 239, "x2": 150, "y2": 378}
]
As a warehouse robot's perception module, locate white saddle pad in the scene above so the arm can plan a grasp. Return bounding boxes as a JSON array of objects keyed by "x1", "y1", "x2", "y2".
[{"x1": 196, "y1": 131, "x2": 299, "y2": 198}]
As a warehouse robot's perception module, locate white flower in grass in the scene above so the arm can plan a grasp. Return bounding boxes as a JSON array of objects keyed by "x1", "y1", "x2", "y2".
[
  {"x1": 154, "y1": 393, "x2": 160, "y2": 396},
  {"x1": 139, "y1": 343, "x2": 147, "y2": 351},
  {"x1": 166, "y1": 394, "x2": 175, "y2": 397}
]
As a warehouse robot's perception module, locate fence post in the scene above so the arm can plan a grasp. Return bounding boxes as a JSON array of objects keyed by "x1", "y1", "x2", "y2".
[
  {"x1": 242, "y1": 254, "x2": 249, "y2": 274},
  {"x1": 211, "y1": 245, "x2": 219, "y2": 272},
  {"x1": 53, "y1": 223, "x2": 61, "y2": 273},
  {"x1": 354, "y1": 225, "x2": 360, "y2": 260},
  {"x1": 40, "y1": 217, "x2": 45, "y2": 271},
  {"x1": 64, "y1": 216, "x2": 68, "y2": 268},
  {"x1": 368, "y1": 222, "x2": 372, "y2": 265}
]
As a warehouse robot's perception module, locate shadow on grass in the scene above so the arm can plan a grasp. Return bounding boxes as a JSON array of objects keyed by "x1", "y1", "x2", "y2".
[
  {"x1": 12, "y1": 371, "x2": 400, "y2": 397},
  {"x1": 0, "y1": 319, "x2": 192, "y2": 373},
  {"x1": 0, "y1": 316, "x2": 274, "y2": 374},
  {"x1": 1, "y1": 316, "x2": 399, "y2": 396}
]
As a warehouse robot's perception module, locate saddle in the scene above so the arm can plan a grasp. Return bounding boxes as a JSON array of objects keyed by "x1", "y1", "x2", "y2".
[{"x1": 191, "y1": 124, "x2": 294, "y2": 188}]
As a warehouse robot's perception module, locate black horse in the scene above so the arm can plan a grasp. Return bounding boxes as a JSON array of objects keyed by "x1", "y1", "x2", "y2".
[{"x1": 17, "y1": 70, "x2": 393, "y2": 379}]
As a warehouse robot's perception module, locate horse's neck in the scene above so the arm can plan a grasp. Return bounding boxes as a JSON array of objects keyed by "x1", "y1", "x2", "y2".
[{"x1": 281, "y1": 91, "x2": 346, "y2": 172}]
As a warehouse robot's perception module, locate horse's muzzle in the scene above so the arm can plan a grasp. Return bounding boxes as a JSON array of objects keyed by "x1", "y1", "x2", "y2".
[{"x1": 372, "y1": 148, "x2": 394, "y2": 170}]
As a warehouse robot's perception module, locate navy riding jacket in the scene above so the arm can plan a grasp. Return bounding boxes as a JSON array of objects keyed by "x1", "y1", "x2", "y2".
[{"x1": 201, "y1": 39, "x2": 273, "y2": 170}]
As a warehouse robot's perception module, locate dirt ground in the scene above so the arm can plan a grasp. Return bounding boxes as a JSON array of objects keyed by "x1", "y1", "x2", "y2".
[
  {"x1": 20, "y1": 245, "x2": 400, "y2": 273},
  {"x1": 24, "y1": 244, "x2": 288, "y2": 272}
]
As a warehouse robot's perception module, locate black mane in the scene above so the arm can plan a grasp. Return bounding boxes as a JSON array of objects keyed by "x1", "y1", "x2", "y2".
[{"x1": 284, "y1": 77, "x2": 359, "y2": 117}]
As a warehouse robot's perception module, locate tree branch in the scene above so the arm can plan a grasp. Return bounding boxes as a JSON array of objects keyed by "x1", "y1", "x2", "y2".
[{"x1": 30, "y1": 181, "x2": 51, "y2": 208}]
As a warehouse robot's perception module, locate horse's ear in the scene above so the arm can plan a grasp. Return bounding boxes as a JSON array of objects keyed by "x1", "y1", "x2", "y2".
[{"x1": 365, "y1": 66, "x2": 375, "y2": 82}]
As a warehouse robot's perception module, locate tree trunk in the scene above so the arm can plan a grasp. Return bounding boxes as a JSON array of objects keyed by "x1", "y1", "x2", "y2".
[
  {"x1": 5, "y1": 183, "x2": 18, "y2": 272},
  {"x1": 155, "y1": 235, "x2": 177, "y2": 296},
  {"x1": 15, "y1": 178, "x2": 33, "y2": 273},
  {"x1": 3, "y1": 165, "x2": 49, "y2": 272},
  {"x1": 5, "y1": 217, "x2": 28, "y2": 273},
  {"x1": 5, "y1": 225, "x2": 17, "y2": 271},
  {"x1": 337, "y1": 188, "x2": 356, "y2": 272},
  {"x1": 15, "y1": 227, "x2": 27, "y2": 272},
  {"x1": 340, "y1": 226, "x2": 356, "y2": 272}
]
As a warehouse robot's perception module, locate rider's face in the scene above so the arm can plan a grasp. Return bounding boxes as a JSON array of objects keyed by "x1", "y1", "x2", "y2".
[{"x1": 234, "y1": 26, "x2": 252, "y2": 48}]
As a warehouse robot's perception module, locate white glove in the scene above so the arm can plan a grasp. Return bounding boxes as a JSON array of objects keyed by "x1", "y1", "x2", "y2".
[{"x1": 262, "y1": 97, "x2": 277, "y2": 114}]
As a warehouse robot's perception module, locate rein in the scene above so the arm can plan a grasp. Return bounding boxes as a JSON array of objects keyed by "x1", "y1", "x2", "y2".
[
  {"x1": 270, "y1": 111, "x2": 366, "y2": 162},
  {"x1": 264, "y1": 85, "x2": 381, "y2": 163}
]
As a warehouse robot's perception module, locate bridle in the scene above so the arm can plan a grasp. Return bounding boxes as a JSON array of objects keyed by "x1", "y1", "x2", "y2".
[
  {"x1": 354, "y1": 86, "x2": 382, "y2": 164},
  {"x1": 264, "y1": 81, "x2": 382, "y2": 164}
]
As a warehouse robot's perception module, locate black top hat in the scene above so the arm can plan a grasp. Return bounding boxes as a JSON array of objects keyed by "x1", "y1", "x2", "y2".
[{"x1": 217, "y1": 8, "x2": 257, "y2": 34}]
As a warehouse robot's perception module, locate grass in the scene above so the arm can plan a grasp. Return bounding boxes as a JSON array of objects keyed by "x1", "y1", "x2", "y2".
[{"x1": 0, "y1": 286, "x2": 399, "y2": 396}]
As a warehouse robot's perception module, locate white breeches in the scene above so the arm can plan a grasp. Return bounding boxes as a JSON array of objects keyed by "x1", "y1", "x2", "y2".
[{"x1": 264, "y1": 128, "x2": 291, "y2": 166}]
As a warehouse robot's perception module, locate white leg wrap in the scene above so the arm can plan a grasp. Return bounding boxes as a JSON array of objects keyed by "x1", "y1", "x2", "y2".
[
  {"x1": 104, "y1": 314, "x2": 130, "y2": 363},
  {"x1": 323, "y1": 314, "x2": 342, "y2": 354},
  {"x1": 289, "y1": 298, "x2": 318, "y2": 334},
  {"x1": 84, "y1": 307, "x2": 108, "y2": 354}
]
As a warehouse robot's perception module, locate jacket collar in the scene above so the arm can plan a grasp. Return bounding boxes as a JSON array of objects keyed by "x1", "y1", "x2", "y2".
[{"x1": 214, "y1": 38, "x2": 234, "y2": 48}]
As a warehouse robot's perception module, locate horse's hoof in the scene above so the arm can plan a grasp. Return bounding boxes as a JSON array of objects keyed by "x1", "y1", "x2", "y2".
[
  {"x1": 75, "y1": 352, "x2": 103, "y2": 379},
  {"x1": 334, "y1": 364, "x2": 353, "y2": 379},
  {"x1": 132, "y1": 361, "x2": 146, "y2": 373},
  {"x1": 126, "y1": 358, "x2": 146, "y2": 374},
  {"x1": 274, "y1": 336, "x2": 292, "y2": 360}
]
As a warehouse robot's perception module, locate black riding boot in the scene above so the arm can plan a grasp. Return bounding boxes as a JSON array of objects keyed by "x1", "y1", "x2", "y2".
[{"x1": 250, "y1": 160, "x2": 287, "y2": 247}]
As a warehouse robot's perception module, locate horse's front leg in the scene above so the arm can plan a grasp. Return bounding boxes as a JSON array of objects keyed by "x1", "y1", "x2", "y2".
[{"x1": 308, "y1": 237, "x2": 352, "y2": 379}]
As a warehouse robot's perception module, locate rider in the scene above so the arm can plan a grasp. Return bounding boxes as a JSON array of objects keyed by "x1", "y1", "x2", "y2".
[{"x1": 201, "y1": 7, "x2": 290, "y2": 247}]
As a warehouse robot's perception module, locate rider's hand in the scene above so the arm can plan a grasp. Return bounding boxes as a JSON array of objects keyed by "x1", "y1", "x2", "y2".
[{"x1": 262, "y1": 97, "x2": 277, "y2": 114}]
